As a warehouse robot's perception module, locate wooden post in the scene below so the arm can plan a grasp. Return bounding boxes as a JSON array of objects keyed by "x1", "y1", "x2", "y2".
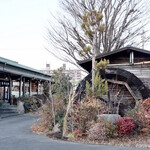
[
  {"x1": 3, "y1": 86, "x2": 5, "y2": 101},
  {"x1": 37, "y1": 81, "x2": 39, "y2": 95},
  {"x1": 29, "y1": 79, "x2": 32, "y2": 96},
  {"x1": 23, "y1": 77, "x2": 25, "y2": 96},
  {"x1": 9, "y1": 80, "x2": 12, "y2": 105},
  {"x1": 19, "y1": 76, "x2": 22, "y2": 98},
  {"x1": 6, "y1": 87, "x2": 9, "y2": 100}
]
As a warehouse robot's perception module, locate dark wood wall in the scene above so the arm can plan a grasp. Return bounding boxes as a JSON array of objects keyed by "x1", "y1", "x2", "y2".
[{"x1": 108, "y1": 63, "x2": 150, "y2": 96}]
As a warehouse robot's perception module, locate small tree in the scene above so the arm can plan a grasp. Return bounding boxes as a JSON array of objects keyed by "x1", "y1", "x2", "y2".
[
  {"x1": 86, "y1": 59, "x2": 109, "y2": 99},
  {"x1": 80, "y1": 10, "x2": 105, "y2": 92},
  {"x1": 36, "y1": 67, "x2": 72, "y2": 131},
  {"x1": 63, "y1": 89, "x2": 76, "y2": 137},
  {"x1": 49, "y1": 67, "x2": 73, "y2": 130},
  {"x1": 52, "y1": 67, "x2": 72, "y2": 102},
  {"x1": 72, "y1": 60, "x2": 109, "y2": 137},
  {"x1": 43, "y1": 81, "x2": 56, "y2": 126},
  {"x1": 86, "y1": 71, "x2": 108, "y2": 99},
  {"x1": 43, "y1": 81, "x2": 50, "y2": 97}
]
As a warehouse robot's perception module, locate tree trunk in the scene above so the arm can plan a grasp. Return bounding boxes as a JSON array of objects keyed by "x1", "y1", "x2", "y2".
[
  {"x1": 49, "y1": 81, "x2": 56, "y2": 126},
  {"x1": 92, "y1": 33, "x2": 96, "y2": 92},
  {"x1": 63, "y1": 89, "x2": 75, "y2": 137}
]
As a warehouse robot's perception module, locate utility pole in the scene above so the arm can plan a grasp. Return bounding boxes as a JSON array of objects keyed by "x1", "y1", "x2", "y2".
[{"x1": 141, "y1": 30, "x2": 145, "y2": 49}]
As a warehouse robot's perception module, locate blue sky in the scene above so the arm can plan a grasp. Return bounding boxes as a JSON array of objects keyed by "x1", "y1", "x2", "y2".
[{"x1": 0, "y1": 0, "x2": 71, "y2": 70}]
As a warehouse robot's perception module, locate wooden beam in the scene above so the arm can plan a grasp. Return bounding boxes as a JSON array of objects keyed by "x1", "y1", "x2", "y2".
[
  {"x1": 29, "y1": 80, "x2": 32, "y2": 96},
  {"x1": 3, "y1": 86, "x2": 5, "y2": 101},
  {"x1": 9, "y1": 80, "x2": 12, "y2": 105},
  {"x1": 108, "y1": 61, "x2": 150, "y2": 67},
  {"x1": 37, "y1": 81, "x2": 39, "y2": 95},
  {"x1": 106, "y1": 79, "x2": 137, "y2": 100},
  {"x1": 19, "y1": 76, "x2": 22, "y2": 98},
  {"x1": 23, "y1": 77, "x2": 25, "y2": 96}
]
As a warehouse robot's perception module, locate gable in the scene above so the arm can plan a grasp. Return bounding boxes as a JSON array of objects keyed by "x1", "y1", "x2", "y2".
[{"x1": 78, "y1": 46, "x2": 150, "y2": 72}]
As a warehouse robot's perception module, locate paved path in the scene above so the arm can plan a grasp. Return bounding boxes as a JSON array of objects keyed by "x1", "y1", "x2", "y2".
[{"x1": 0, "y1": 114, "x2": 149, "y2": 150}]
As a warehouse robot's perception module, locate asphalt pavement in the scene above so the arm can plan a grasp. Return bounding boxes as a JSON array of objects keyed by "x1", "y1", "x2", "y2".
[{"x1": 0, "y1": 114, "x2": 149, "y2": 150}]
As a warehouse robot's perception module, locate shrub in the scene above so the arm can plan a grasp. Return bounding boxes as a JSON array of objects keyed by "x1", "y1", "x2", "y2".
[
  {"x1": 142, "y1": 98, "x2": 150, "y2": 129},
  {"x1": 67, "y1": 132, "x2": 75, "y2": 140},
  {"x1": 105, "y1": 121, "x2": 118, "y2": 138},
  {"x1": 19, "y1": 96, "x2": 41, "y2": 112},
  {"x1": 73, "y1": 96, "x2": 105, "y2": 137},
  {"x1": 31, "y1": 96, "x2": 66, "y2": 133},
  {"x1": 37, "y1": 103, "x2": 54, "y2": 131},
  {"x1": 88, "y1": 118, "x2": 119, "y2": 140},
  {"x1": 115, "y1": 117, "x2": 136, "y2": 136},
  {"x1": 126, "y1": 100, "x2": 150, "y2": 130},
  {"x1": 88, "y1": 119, "x2": 106, "y2": 140},
  {"x1": 142, "y1": 98, "x2": 150, "y2": 111}
]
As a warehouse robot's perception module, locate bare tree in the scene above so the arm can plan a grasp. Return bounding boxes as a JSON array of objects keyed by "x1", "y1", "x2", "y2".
[
  {"x1": 62, "y1": 88, "x2": 76, "y2": 137},
  {"x1": 46, "y1": 0, "x2": 150, "y2": 67}
]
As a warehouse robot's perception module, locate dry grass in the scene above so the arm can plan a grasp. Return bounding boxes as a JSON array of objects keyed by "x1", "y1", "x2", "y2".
[
  {"x1": 68, "y1": 134, "x2": 150, "y2": 148},
  {"x1": 38, "y1": 129, "x2": 149, "y2": 148}
]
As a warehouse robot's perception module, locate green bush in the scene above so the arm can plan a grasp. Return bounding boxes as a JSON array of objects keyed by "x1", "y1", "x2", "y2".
[
  {"x1": 67, "y1": 133, "x2": 75, "y2": 140},
  {"x1": 105, "y1": 121, "x2": 118, "y2": 138}
]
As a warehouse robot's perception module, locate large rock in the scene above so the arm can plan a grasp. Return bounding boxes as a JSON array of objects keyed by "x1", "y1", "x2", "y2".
[
  {"x1": 97, "y1": 114, "x2": 121, "y2": 124},
  {"x1": 17, "y1": 101, "x2": 25, "y2": 114},
  {"x1": 52, "y1": 123, "x2": 60, "y2": 133}
]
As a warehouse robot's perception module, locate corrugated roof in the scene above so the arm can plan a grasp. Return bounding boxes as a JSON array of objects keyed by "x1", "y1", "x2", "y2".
[{"x1": 0, "y1": 56, "x2": 51, "y2": 78}]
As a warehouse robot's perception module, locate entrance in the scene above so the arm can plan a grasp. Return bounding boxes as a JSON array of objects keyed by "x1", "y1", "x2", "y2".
[{"x1": 0, "y1": 80, "x2": 11, "y2": 104}]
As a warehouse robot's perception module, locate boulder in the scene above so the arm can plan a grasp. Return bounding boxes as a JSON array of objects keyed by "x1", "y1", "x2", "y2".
[
  {"x1": 97, "y1": 114, "x2": 121, "y2": 124},
  {"x1": 17, "y1": 101, "x2": 25, "y2": 114},
  {"x1": 52, "y1": 123, "x2": 60, "y2": 133}
]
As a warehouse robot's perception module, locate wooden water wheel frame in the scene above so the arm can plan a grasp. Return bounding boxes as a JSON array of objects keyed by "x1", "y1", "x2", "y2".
[{"x1": 76, "y1": 68, "x2": 149, "y2": 116}]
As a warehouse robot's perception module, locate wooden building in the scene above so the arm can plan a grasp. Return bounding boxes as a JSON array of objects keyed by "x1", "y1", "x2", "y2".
[
  {"x1": 0, "y1": 56, "x2": 51, "y2": 105},
  {"x1": 77, "y1": 46, "x2": 150, "y2": 114}
]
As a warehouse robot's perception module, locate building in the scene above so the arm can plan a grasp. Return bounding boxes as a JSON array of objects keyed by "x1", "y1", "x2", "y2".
[
  {"x1": 76, "y1": 46, "x2": 150, "y2": 115},
  {"x1": 40, "y1": 64, "x2": 82, "y2": 85},
  {"x1": 0, "y1": 56, "x2": 51, "y2": 105}
]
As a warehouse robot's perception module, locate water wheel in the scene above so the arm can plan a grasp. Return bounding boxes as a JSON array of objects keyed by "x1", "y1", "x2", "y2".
[{"x1": 76, "y1": 68, "x2": 149, "y2": 116}]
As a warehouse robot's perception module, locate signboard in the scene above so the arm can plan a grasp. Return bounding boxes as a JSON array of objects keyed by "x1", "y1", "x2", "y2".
[{"x1": 0, "y1": 80, "x2": 10, "y2": 86}]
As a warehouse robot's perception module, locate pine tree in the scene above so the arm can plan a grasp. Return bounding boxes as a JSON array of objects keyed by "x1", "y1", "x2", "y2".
[
  {"x1": 79, "y1": 10, "x2": 105, "y2": 92},
  {"x1": 85, "y1": 59, "x2": 109, "y2": 98}
]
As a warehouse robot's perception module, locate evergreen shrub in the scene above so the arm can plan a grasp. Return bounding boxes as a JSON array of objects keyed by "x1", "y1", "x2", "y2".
[{"x1": 115, "y1": 117, "x2": 136, "y2": 136}]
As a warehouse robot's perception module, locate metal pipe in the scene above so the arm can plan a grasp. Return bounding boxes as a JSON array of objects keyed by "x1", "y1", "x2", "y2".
[{"x1": 130, "y1": 51, "x2": 134, "y2": 64}]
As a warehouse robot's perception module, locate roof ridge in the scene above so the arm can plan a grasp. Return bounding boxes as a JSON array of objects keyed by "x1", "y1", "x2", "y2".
[{"x1": 0, "y1": 56, "x2": 50, "y2": 77}]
